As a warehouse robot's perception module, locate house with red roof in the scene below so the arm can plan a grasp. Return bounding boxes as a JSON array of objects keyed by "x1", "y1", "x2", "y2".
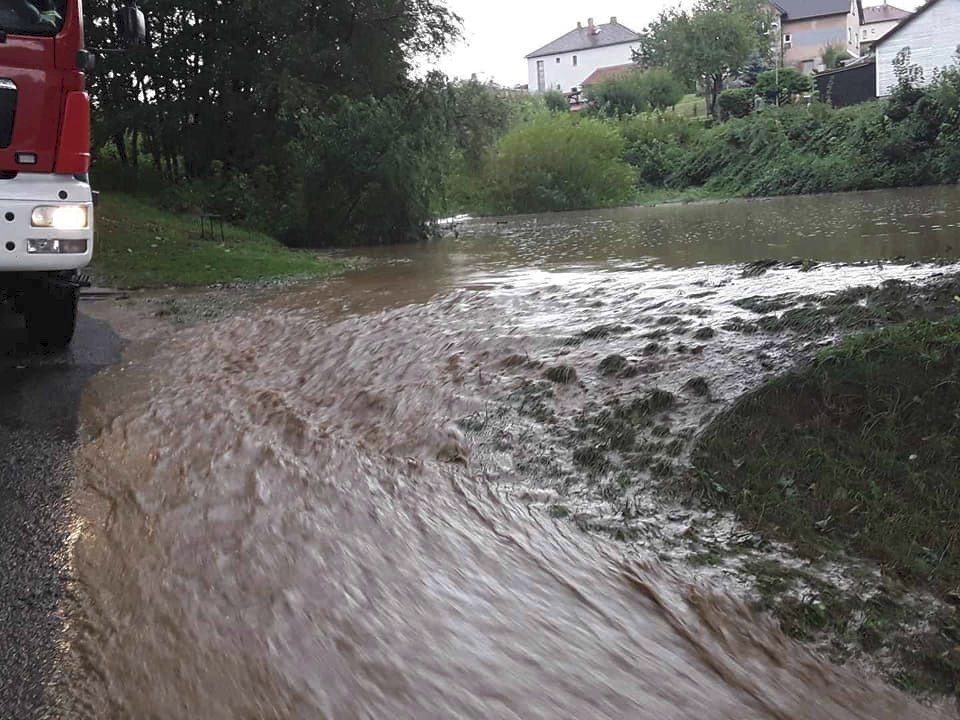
[
  {"x1": 849, "y1": 0, "x2": 913, "y2": 55},
  {"x1": 525, "y1": 18, "x2": 640, "y2": 94}
]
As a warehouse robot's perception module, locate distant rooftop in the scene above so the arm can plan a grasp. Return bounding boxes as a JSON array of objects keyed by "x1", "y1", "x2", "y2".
[
  {"x1": 772, "y1": 0, "x2": 849, "y2": 20},
  {"x1": 581, "y1": 63, "x2": 639, "y2": 86},
  {"x1": 862, "y1": 3, "x2": 911, "y2": 24},
  {"x1": 526, "y1": 18, "x2": 640, "y2": 59}
]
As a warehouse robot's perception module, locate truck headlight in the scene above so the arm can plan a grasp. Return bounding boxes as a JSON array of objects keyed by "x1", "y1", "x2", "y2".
[{"x1": 31, "y1": 205, "x2": 89, "y2": 230}]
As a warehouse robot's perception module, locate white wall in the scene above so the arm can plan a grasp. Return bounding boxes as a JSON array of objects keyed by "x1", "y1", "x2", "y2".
[
  {"x1": 847, "y1": 0, "x2": 861, "y2": 57},
  {"x1": 527, "y1": 43, "x2": 636, "y2": 94},
  {"x1": 876, "y1": 0, "x2": 960, "y2": 96}
]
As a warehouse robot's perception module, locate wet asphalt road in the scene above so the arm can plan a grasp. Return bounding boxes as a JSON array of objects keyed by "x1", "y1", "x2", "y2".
[{"x1": 0, "y1": 304, "x2": 123, "y2": 719}]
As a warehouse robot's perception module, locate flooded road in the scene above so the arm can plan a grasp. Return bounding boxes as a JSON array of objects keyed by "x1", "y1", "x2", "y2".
[{"x1": 64, "y1": 188, "x2": 960, "y2": 718}]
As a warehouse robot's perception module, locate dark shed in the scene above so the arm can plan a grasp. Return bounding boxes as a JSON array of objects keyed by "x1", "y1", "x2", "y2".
[{"x1": 814, "y1": 56, "x2": 877, "y2": 108}]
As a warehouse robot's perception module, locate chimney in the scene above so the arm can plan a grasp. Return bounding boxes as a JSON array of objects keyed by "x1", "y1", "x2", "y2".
[
  {"x1": 610, "y1": 16, "x2": 617, "y2": 24},
  {"x1": 577, "y1": 21, "x2": 583, "y2": 28},
  {"x1": 588, "y1": 17, "x2": 595, "y2": 33}
]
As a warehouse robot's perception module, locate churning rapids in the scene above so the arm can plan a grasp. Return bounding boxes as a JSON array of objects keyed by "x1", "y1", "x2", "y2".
[{"x1": 63, "y1": 188, "x2": 960, "y2": 718}]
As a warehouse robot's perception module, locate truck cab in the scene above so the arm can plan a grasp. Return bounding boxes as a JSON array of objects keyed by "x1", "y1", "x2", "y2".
[{"x1": 0, "y1": 0, "x2": 142, "y2": 348}]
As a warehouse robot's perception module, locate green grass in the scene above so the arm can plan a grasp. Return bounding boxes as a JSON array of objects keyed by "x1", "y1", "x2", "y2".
[
  {"x1": 691, "y1": 318, "x2": 960, "y2": 695},
  {"x1": 633, "y1": 187, "x2": 731, "y2": 207},
  {"x1": 694, "y1": 318, "x2": 960, "y2": 594},
  {"x1": 90, "y1": 194, "x2": 346, "y2": 289},
  {"x1": 670, "y1": 93, "x2": 708, "y2": 119}
]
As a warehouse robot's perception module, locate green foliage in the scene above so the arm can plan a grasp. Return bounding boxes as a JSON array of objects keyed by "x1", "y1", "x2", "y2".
[
  {"x1": 693, "y1": 317, "x2": 960, "y2": 598},
  {"x1": 636, "y1": 0, "x2": 769, "y2": 118},
  {"x1": 85, "y1": 0, "x2": 461, "y2": 247},
  {"x1": 587, "y1": 71, "x2": 648, "y2": 116},
  {"x1": 447, "y1": 79, "x2": 516, "y2": 168},
  {"x1": 289, "y1": 81, "x2": 455, "y2": 247},
  {"x1": 481, "y1": 114, "x2": 636, "y2": 214},
  {"x1": 740, "y1": 47, "x2": 769, "y2": 86},
  {"x1": 755, "y1": 68, "x2": 813, "y2": 105},
  {"x1": 642, "y1": 69, "x2": 689, "y2": 112},
  {"x1": 543, "y1": 90, "x2": 569, "y2": 112},
  {"x1": 446, "y1": 63, "x2": 960, "y2": 216},
  {"x1": 821, "y1": 44, "x2": 849, "y2": 70},
  {"x1": 587, "y1": 69, "x2": 686, "y2": 117},
  {"x1": 718, "y1": 88, "x2": 755, "y2": 120},
  {"x1": 619, "y1": 114, "x2": 704, "y2": 187}
]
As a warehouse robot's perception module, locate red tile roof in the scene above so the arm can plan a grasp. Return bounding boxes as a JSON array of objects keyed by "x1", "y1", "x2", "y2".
[
  {"x1": 581, "y1": 63, "x2": 638, "y2": 86},
  {"x1": 862, "y1": 3, "x2": 911, "y2": 24}
]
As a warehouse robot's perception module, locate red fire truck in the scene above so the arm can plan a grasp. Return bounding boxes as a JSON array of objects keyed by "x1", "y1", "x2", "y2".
[{"x1": 0, "y1": 0, "x2": 143, "y2": 348}]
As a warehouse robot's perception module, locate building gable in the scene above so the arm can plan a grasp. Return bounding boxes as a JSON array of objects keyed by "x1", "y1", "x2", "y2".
[
  {"x1": 875, "y1": 0, "x2": 960, "y2": 96},
  {"x1": 526, "y1": 20, "x2": 640, "y2": 59}
]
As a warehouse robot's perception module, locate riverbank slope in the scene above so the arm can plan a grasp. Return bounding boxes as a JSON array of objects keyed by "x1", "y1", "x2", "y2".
[{"x1": 90, "y1": 194, "x2": 345, "y2": 289}]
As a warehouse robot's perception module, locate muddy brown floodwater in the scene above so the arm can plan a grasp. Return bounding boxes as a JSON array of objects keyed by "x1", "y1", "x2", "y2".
[{"x1": 62, "y1": 188, "x2": 960, "y2": 718}]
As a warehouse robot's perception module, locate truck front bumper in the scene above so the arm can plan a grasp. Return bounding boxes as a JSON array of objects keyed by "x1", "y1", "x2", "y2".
[{"x1": 0, "y1": 174, "x2": 93, "y2": 272}]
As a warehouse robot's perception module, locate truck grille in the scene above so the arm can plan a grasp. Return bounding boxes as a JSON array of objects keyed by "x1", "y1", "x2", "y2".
[{"x1": 0, "y1": 79, "x2": 16, "y2": 149}]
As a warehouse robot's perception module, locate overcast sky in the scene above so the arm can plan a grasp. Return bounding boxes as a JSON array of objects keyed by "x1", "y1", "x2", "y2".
[{"x1": 428, "y1": 0, "x2": 926, "y2": 87}]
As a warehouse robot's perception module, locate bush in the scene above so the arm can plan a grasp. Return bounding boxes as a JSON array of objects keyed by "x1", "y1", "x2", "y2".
[
  {"x1": 481, "y1": 113, "x2": 636, "y2": 214},
  {"x1": 642, "y1": 68, "x2": 688, "y2": 112},
  {"x1": 543, "y1": 90, "x2": 569, "y2": 112},
  {"x1": 718, "y1": 88, "x2": 755, "y2": 120},
  {"x1": 619, "y1": 114, "x2": 703, "y2": 187},
  {"x1": 587, "y1": 69, "x2": 686, "y2": 117},
  {"x1": 755, "y1": 68, "x2": 813, "y2": 105},
  {"x1": 289, "y1": 90, "x2": 452, "y2": 246},
  {"x1": 451, "y1": 67, "x2": 960, "y2": 215}
]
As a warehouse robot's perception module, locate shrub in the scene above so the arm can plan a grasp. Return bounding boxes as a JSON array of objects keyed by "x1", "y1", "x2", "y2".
[
  {"x1": 642, "y1": 68, "x2": 689, "y2": 112},
  {"x1": 544, "y1": 90, "x2": 569, "y2": 112},
  {"x1": 587, "y1": 69, "x2": 686, "y2": 117},
  {"x1": 718, "y1": 88, "x2": 755, "y2": 120},
  {"x1": 821, "y1": 43, "x2": 850, "y2": 70},
  {"x1": 755, "y1": 68, "x2": 813, "y2": 105},
  {"x1": 619, "y1": 114, "x2": 703, "y2": 187},
  {"x1": 481, "y1": 113, "x2": 636, "y2": 214},
  {"x1": 289, "y1": 90, "x2": 452, "y2": 246}
]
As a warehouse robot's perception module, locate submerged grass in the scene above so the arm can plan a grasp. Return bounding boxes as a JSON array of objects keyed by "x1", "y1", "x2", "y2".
[
  {"x1": 694, "y1": 317, "x2": 960, "y2": 594},
  {"x1": 692, "y1": 317, "x2": 960, "y2": 694},
  {"x1": 91, "y1": 194, "x2": 346, "y2": 289}
]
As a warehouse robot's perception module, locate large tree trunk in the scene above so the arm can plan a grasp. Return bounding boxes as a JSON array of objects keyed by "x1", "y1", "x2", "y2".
[
  {"x1": 113, "y1": 133, "x2": 128, "y2": 166},
  {"x1": 131, "y1": 128, "x2": 140, "y2": 168},
  {"x1": 707, "y1": 74, "x2": 724, "y2": 120}
]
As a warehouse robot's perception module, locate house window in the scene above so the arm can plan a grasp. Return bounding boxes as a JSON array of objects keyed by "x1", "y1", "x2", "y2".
[
  {"x1": 573, "y1": 55, "x2": 578, "y2": 66},
  {"x1": 556, "y1": 57, "x2": 560, "y2": 63},
  {"x1": 863, "y1": 29, "x2": 868, "y2": 38},
  {"x1": 783, "y1": 33, "x2": 792, "y2": 48},
  {"x1": 536, "y1": 60, "x2": 545, "y2": 92}
]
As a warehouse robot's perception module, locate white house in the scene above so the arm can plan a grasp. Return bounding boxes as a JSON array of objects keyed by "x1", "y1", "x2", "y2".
[
  {"x1": 854, "y1": 1, "x2": 912, "y2": 54},
  {"x1": 526, "y1": 18, "x2": 640, "y2": 94},
  {"x1": 875, "y1": 0, "x2": 960, "y2": 96}
]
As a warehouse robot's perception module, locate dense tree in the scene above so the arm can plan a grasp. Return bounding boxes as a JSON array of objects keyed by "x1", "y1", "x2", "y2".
[
  {"x1": 85, "y1": 0, "x2": 461, "y2": 245},
  {"x1": 587, "y1": 69, "x2": 686, "y2": 117},
  {"x1": 482, "y1": 114, "x2": 635, "y2": 214},
  {"x1": 543, "y1": 90, "x2": 569, "y2": 112},
  {"x1": 755, "y1": 68, "x2": 812, "y2": 105},
  {"x1": 634, "y1": 0, "x2": 769, "y2": 119},
  {"x1": 822, "y1": 44, "x2": 850, "y2": 70},
  {"x1": 740, "y1": 48, "x2": 769, "y2": 87}
]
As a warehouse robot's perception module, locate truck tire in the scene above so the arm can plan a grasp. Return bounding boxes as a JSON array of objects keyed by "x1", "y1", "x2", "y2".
[{"x1": 25, "y1": 281, "x2": 79, "y2": 350}]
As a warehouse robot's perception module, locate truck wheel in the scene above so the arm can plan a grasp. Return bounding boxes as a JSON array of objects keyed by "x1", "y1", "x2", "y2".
[{"x1": 25, "y1": 282, "x2": 79, "y2": 349}]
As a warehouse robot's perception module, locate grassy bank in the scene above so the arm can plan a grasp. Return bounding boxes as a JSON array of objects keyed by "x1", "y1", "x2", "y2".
[
  {"x1": 91, "y1": 194, "x2": 345, "y2": 289},
  {"x1": 692, "y1": 318, "x2": 960, "y2": 693},
  {"x1": 444, "y1": 69, "x2": 960, "y2": 217}
]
